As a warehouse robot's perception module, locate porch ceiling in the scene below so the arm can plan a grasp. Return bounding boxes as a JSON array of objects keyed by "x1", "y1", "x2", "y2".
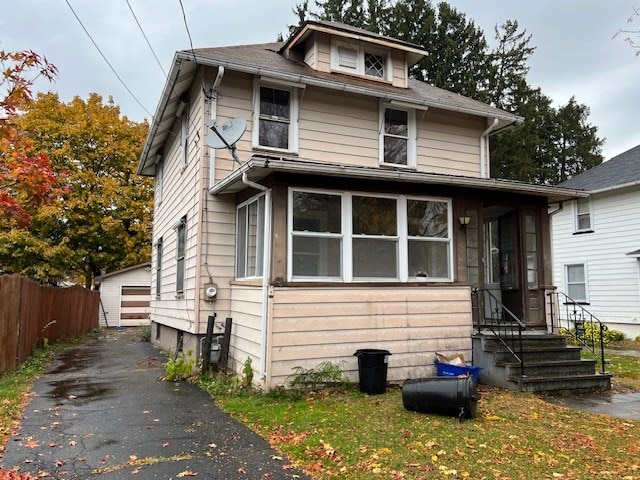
[{"x1": 209, "y1": 155, "x2": 588, "y2": 203}]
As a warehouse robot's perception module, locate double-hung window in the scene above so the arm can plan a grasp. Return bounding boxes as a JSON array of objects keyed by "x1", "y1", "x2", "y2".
[
  {"x1": 575, "y1": 197, "x2": 592, "y2": 232},
  {"x1": 176, "y1": 217, "x2": 186, "y2": 294},
  {"x1": 566, "y1": 264, "x2": 587, "y2": 303},
  {"x1": 380, "y1": 106, "x2": 416, "y2": 167},
  {"x1": 289, "y1": 188, "x2": 452, "y2": 282},
  {"x1": 253, "y1": 83, "x2": 298, "y2": 152},
  {"x1": 236, "y1": 195, "x2": 265, "y2": 278}
]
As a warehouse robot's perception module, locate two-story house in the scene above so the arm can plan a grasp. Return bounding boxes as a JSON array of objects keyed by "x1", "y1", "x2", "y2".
[
  {"x1": 137, "y1": 21, "x2": 587, "y2": 391},
  {"x1": 552, "y1": 145, "x2": 640, "y2": 339}
]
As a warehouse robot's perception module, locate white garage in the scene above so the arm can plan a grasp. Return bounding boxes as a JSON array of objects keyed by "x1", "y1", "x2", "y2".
[{"x1": 96, "y1": 264, "x2": 151, "y2": 327}]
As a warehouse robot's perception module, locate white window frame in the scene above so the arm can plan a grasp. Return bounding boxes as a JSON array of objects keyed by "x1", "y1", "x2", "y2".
[
  {"x1": 565, "y1": 263, "x2": 588, "y2": 303},
  {"x1": 236, "y1": 193, "x2": 266, "y2": 279},
  {"x1": 379, "y1": 103, "x2": 417, "y2": 168},
  {"x1": 330, "y1": 40, "x2": 391, "y2": 81},
  {"x1": 252, "y1": 80, "x2": 299, "y2": 153},
  {"x1": 575, "y1": 197, "x2": 592, "y2": 232},
  {"x1": 155, "y1": 237, "x2": 163, "y2": 297},
  {"x1": 175, "y1": 216, "x2": 187, "y2": 295},
  {"x1": 287, "y1": 188, "x2": 453, "y2": 283}
]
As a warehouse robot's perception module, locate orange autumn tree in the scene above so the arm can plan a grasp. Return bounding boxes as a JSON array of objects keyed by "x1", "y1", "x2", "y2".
[{"x1": 0, "y1": 49, "x2": 61, "y2": 227}]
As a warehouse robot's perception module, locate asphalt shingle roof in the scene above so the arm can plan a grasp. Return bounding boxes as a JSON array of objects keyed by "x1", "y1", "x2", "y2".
[{"x1": 559, "y1": 144, "x2": 640, "y2": 191}]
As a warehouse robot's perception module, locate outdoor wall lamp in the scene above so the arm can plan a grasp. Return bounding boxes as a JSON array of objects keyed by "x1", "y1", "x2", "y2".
[{"x1": 458, "y1": 215, "x2": 471, "y2": 229}]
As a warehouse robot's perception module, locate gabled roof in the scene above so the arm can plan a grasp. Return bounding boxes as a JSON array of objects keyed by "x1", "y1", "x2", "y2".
[
  {"x1": 281, "y1": 20, "x2": 428, "y2": 66},
  {"x1": 138, "y1": 32, "x2": 521, "y2": 175},
  {"x1": 558, "y1": 144, "x2": 640, "y2": 192}
]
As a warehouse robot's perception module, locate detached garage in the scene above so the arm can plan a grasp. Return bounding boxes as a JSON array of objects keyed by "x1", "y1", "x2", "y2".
[{"x1": 96, "y1": 263, "x2": 151, "y2": 327}]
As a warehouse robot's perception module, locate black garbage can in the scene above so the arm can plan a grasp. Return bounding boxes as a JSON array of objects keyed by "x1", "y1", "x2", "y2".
[
  {"x1": 402, "y1": 376, "x2": 480, "y2": 419},
  {"x1": 353, "y1": 349, "x2": 391, "y2": 395}
]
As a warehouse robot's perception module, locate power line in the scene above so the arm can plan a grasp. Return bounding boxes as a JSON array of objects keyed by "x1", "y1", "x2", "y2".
[
  {"x1": 125, "y1": 0, "x2": 168, "y2": 79},
  {"x1": 64, "y1": 0, "x2": 153, "y2": 117},
  {"x1": 178, "y1": 0, "x2": 212, "y2": 100}
]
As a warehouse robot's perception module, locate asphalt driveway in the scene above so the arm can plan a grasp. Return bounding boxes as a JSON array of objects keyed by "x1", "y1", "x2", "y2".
[{"x1": 0, "y1": 328, "x2": 309, "y2": 479}]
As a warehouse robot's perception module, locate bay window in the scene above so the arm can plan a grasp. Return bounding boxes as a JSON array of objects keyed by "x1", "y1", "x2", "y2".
[{"x1": 289, "y1": 188, "x2": 452, "y2": 282}]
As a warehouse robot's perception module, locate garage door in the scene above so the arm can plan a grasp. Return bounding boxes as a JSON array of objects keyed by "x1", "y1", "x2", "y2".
[{"x1": 120, "y1": 286, "x2": 151, "y2": 327}]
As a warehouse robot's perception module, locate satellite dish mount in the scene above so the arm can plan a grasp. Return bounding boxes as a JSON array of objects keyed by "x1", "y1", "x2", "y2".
[{"x1": 205, "y1": 118, "x2": 247, "y2": 165}]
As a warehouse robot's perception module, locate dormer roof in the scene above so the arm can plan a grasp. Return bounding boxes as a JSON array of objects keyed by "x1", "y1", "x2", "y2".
[{"x1": 280, "y1": 20, "x2": 427, "y2": 67}]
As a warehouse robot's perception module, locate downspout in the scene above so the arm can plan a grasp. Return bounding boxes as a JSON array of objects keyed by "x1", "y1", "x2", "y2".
[
  {"x1": 480, "y1": 117, "x2": 499, "y2": 178},
  {"x1": 241, "y1": 174, "x2": 271, "y2": 380},
  {"x1": 198, "y1": 67, "x2": 226, "y2": 337}
]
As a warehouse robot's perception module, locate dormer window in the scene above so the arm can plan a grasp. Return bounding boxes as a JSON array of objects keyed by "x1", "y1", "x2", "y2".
[{"x1": 332, "y1": 40, "x2": 389, "y2": 81}]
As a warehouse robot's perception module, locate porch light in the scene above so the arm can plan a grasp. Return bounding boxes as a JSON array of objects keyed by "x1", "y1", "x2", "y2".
[{"x1": 458, "y1": 216, "x2": 471, "y2": 229}]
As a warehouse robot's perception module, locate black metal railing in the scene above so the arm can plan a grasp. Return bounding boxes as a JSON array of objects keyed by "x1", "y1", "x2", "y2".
[
  {"x1": 474, "y1": 289, "x2": 526, "y2": 377},
  {"x1": 546, "y1": 291, "x2": 607, "y2": 374}
]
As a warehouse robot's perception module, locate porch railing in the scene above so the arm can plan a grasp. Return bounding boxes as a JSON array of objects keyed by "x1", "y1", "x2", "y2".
[
  {"x1": 474, "y1": 289, "x2": 526, "y2": 377},
  {"x1": 547, "y1": 291, "x2": 608, "y2": 374}
]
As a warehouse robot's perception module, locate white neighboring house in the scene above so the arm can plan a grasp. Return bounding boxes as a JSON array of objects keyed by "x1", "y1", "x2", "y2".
[
  {"x1": 552, "y1": 145, "x2": 640, "y2": 338},
  {"x1": 96, "y1": 263, "x2": 152, "y2": 328}
]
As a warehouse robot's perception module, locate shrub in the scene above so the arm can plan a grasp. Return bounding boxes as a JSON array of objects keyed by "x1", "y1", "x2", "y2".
[
  {"x1": 288, "y1": 361, "x2": 349, "y2": 391},
  {"x1": 164, "y1": 350, "x2": 197, "y2": 381},
  {"x1": 137, "y1": 324, "x2": 151, "y2": 342}
]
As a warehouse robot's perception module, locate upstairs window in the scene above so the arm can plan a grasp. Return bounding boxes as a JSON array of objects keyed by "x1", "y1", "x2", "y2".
[
  {"x1": 575, "y1": 197, "x2": 592, "y2": 232},
  {"x1": 253, "y1": 84, "x2": 298, "y2": 152},
  {"x1": 380, "y1": 106, "x2": 416, "y2": 167},
  {"x1": 332, "y1": 40, "x2": 389, "y2": 80}
]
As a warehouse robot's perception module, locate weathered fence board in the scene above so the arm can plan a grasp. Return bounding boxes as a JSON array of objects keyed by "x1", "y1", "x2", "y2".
[{"x1": 0, "y1": 275, "x2": 100, "y2": 372}]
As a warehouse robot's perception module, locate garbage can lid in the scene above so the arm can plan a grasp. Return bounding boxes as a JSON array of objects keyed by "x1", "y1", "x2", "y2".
[{"x1": 354, "y1": 349, "x2": 392, "y2": 356}]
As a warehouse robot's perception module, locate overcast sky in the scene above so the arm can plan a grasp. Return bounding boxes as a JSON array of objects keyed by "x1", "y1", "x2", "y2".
[{"x1": 2, "y1": 0, "x2": 639, "y2": 160}]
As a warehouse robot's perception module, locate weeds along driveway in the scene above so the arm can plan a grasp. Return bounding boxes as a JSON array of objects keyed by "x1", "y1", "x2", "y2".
[{"x1": 0, "y1": 329, "x2": 308, "y2": 479}]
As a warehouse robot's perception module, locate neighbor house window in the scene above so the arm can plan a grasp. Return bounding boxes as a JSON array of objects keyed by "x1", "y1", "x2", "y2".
[
  {"x1": 288, "y1": 188, "x2": 452, "y2": 282},
  {"x1": 575, "y1": 197, "x2": 592, "y2": 232},
  {"x1": 566, "y1": 264, "x2": 587, "y2": 303},
  {"x1": 155, "y1": 237, "x2": 163, "y2": 297},
  {"x1": 380, "y1": 106, "x2": 416, "y2": 167},
  {"x1": 176, "y1": 217, "x2": 186, "y2": 294},
  {"x1": 253, "y1": 84, "x2": 298, "y2": 151},
  {"x1": 236, "y1": 195, "x2": 265, "y2": 278},
  {"x1": 332, "y1": 40, "x2": 389, "y2": 80}
]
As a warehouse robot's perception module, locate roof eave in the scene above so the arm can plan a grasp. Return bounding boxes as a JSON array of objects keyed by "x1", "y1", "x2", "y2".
[{"x1": 209, "y1": 156, "x2": 585, "y2": 203}]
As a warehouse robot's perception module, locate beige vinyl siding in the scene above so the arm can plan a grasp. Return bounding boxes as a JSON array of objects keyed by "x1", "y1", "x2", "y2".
[
  {"x1": 418, "y1": 109, "x2": 484, "y2": 176},
  {"x1": 314, "y1": 32, "x2": 331, "y2": 72},
  {"x1": 150, "y1": 82, "x2": 203, "y2": 334},
  {"x1": 391, "y1": 50, "x2": 407, "y2": 88},
  {"x1": 228, "y1": 284, "x2": 263, "y2": 377},
  {"x1": 298, "y1": 90, "x2": 378, "y2": 166},
  {"x1": 266, "y1": 285, "x2": 472, "y2": 388},
  {"x1": 303, "y1": 33, "x2": 318, "y2": 69}
]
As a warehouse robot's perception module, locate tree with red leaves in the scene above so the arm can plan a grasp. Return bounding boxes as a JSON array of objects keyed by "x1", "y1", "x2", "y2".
[{"x1": 0, "y1": 49, "x2": 61, "y2": 227}]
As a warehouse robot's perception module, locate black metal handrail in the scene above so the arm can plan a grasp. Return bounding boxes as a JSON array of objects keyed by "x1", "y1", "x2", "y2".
[
  {"x1": 474, "y1": 289, "x2": 526, "y2": 377},
  {"x1": 546, "y1": 291, "x2": 607, "y2": 374}
]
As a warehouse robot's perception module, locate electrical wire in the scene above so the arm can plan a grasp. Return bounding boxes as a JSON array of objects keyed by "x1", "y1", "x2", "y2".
[
  {"x1": 177, "y1": 0, "x2": 214, "y2": 100},
  {"x1": 125, "y1": 0, "x2": 168, "y2": 79},
  {"x1": 64, "y1": 0, "x2": 153, "y2": 117}
]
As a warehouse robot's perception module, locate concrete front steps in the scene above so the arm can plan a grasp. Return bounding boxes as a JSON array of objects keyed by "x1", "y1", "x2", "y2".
[{"x1": 472, "y1": 332, "x2": 611, "y2": 393}]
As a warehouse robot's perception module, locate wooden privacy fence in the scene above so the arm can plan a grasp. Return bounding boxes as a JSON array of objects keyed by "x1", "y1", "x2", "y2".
[{"x1": 0, "y1": 274, "x2": 100, "y2": 373}]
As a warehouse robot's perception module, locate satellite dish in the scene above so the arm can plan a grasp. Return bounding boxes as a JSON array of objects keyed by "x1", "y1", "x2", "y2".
[{"x1": 205, "y1": 118, "x2": 247, "y2": 150}]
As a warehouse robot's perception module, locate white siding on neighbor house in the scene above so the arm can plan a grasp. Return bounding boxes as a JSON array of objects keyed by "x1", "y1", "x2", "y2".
[
  {"x1": 552, "y1": 187, "x2": 640, "y2": 337},
  {"x1": 266, "y1": 285, "x2": 473, "y2": 389},
  {"x1": 99, "y1": 266, "x2": 151, "y2": 327},
  {"x1": 150, "y1": 82, "x2": 205, "y2": 335}
]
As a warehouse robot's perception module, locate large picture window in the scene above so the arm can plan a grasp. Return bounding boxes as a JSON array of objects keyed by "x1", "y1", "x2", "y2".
[
  {"x1": 236, "y1": 195, "x2": 265, "y2": 278},
  {"x1": 289, "y1": 189, "x2": 452, "y2": 282},
  {"x1": 253, "y1": 83, "x2": 298, "y2": 152}
]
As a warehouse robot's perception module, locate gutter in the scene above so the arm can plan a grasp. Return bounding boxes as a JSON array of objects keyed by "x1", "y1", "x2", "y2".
[{"x1": 590, "y1": 179, "x2": 640, "y2": 195}]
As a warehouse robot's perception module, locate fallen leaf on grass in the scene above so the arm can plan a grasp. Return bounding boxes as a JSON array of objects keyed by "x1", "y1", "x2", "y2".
[{"x1": 25, "y1": 440, "x2": 40, "y2": 449}]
